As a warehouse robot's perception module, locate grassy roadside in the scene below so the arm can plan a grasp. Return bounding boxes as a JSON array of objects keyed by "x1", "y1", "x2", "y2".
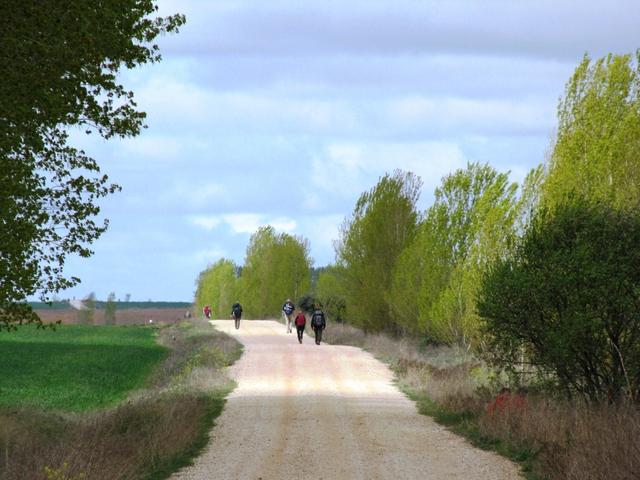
[
  {"x1": 403, "y1": 389, "x2": 540, "y2": 479},
  {"x1": 0, "y1": 319, "x2": 242, "y2": 480},
  {"x1": 323, "y1": 322, "x2": 640, "y2": 480}
]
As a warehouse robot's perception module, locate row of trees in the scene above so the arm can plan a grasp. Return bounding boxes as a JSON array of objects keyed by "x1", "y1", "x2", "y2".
[
  {"x1": 194, "y1": 227, "x2": 312, "y2": 318},
  {"x1": 193, "y1": 51, "x2": 639, "y2": 401},
  {"x1": 312, "y1": 52, "x2": 640, "y2": 401},
  {"x1": 320, "y1": 163, "x2": 540, "y2": 345},
  {"x1": 76, "y1": 292, "x2": 117, "y2": 325}
]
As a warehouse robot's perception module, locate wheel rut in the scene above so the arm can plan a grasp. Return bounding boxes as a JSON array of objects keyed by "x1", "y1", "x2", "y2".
[{"x1": 171, "y1": 319, "x2": 522, "y2": 480}]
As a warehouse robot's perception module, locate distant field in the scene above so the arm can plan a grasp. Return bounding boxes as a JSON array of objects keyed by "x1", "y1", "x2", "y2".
[
  {"x1": 30, "y1": 301, "x2": 192, "y2": 310},
  {"x1": 36, "y1": 307, "x2": 190, "y2": 326},
  {"x1": 0, "y1": 325, "x2": 167, "y2": 411}
]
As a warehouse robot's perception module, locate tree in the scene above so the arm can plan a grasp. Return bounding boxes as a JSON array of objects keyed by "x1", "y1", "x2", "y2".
[
  {"x1": 0, "y1": 2, "x2": 185, "y2": 329},
  {"x1": 388, "y1": 209, "x2": 449, "y2": 336},
  {"x1": 77, "y1": 292, "x2": 96, "y2": 325},
  {"x1": 478, "y1": 201, "x2": 640, "y2": 402},
  {"x1": 240, "y1": 227, "x2": 279, "y2": 317},
  {"x1": 315, "y1": 265, "x2": 347, "y2": 323},
  {"x1": 335, "y1": 170, "x2": 422, "y2": 333},
  {"x1": 388, "y1": 163, "x2": 522, "y2": 346},
  {"x1": 194, "y1": 259, "x2": 240, "y2": 318},
  {"x1": 542, "y1": 52, "x2": 640, "y2": 210},
  {"x1": 104, "y1": 292, "x2": 117, "y2": 325},
  {"x1": 240, "y1": 226, "x2": 312, "y2": 318}
]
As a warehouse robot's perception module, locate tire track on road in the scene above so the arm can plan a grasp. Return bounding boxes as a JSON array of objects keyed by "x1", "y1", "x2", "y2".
[{"x1": 172, "y1": 320, "x2": 522, "y2": 480}]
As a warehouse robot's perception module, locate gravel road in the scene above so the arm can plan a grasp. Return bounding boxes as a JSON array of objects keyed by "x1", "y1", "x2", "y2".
[{"x1": 172, "y1": 319, "x2": 521, "y2": 480}]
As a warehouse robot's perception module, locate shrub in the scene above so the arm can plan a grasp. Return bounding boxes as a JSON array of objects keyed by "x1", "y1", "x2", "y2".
[
  {"x1": 478, "y1": 201, "x2": 640, "y2": 402},
  {"x1": 297, "y1": 293, "x2": 316, "y2": 313}
]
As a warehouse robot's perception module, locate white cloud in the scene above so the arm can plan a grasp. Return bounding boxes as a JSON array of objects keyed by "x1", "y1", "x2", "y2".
[
  {"x1": 133, "y1": 70, "x2": 553, "y2": 140},
  {"x1": 189, "y1": 213, "x2": 297, "y2": 235},
  {"x1": 221, "y1": 213, "x2": 262, "y2": 234},
  {"x1": 268, "y1": 217, "x2": 297, "y2": 233},
  {"x1": 138, "y1": 78, "x2": 360, "y2": 136},
  {"x1": 298, "y1": 214, "x2": 344, "y2": 265},
  {"x1": 172, "y1": 182, "x2": 225, "y2": 209},
  {"x1": 311, "y1": 141, "x2": 468, "y2": 202},
  {"x1": 385, "y1": 96, "x2": 554, "y2": 136},
  {"x1": 192, "y1": 247, "x2": 227, "y2": 264},
  {"x1": 117, "y1": 135, "x2": 183, "y2": 160},
  {"x1": 189, "y1": 215, "x2": 222, "y2": 231},
  {"x1": 157, "y1": 0, "x2": 639, "y2": 60}
]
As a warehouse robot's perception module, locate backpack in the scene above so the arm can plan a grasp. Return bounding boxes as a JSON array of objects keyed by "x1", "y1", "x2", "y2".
[
  {"x1": 311, "y1": 310, "x2": 325, "y2": 328},
  {"x1": 283, "y1": 302, "x2": 294, "y2": 315}
]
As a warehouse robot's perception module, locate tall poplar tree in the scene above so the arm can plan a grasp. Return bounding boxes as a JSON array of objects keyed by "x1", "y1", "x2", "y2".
[
  {"x1": 542, "y1": 52, "x2": 640, "y2": 209},
  {"x1": 388, "y1": 163, "x2": 522, "y2": 345},
  {"x1": 335, "y1": 170, "x2": 422, "y2": 333},
  {"x1": 240, "y1": 227, "x2": 312, "y2": 318},
  {"x1": 195, "y1": 259, "x2": 240, "y2": 318}
]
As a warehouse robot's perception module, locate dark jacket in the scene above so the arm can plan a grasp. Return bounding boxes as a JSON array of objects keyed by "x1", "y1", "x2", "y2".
[
  {"x1": 311, "y1": 309, "x2": 326, "y2": 329},
  {"x1": 231, "y1": 303, "x2": 243, "y2": 316}
]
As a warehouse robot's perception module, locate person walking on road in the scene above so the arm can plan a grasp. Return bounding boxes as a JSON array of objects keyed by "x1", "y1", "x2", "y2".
[
  {"x1": 203, "y1": 305, "x2": 212, "y2": 319},
  {"x1": 282, "y1": 298, "x2": 295, "y2": 333},
  {"x1": 294, "y1": 310, "x2": 306, "y2": 343},
  {"x1": 311, "y1": 307, "x2": 326, "y2": 345},
  {"x1": 231, "y1": 301, "x2": 243, "y2": 329}
]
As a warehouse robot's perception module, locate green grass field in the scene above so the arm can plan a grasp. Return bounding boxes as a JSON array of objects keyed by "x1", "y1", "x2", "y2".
[{"x1": 0, "y1": 325, "x2": 167, "y2": 411}]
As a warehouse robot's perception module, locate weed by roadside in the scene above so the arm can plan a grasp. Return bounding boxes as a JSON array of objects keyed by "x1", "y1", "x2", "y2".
[{"x1": 323, "y1": 322, "x2": 640, "y2": 480}]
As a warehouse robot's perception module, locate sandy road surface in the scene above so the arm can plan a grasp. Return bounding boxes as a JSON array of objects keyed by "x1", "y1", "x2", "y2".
[{"x1": 172, "y1": 320, "x2": 521, "y2": 480}]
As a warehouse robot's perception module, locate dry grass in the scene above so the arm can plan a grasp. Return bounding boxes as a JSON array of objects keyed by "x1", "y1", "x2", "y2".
[
  {"x1": 324, "y1": 322, "x2": 640, "y2": 480},
  {"x1": 0, "y1": 394, "x2": 218, "y2": 480},
  {"x1": 476, "y1": 398, "x2": 640, "y2": 480},
  {"x1": 0, "y1": 319, "x2": 241, "y2": 480}
]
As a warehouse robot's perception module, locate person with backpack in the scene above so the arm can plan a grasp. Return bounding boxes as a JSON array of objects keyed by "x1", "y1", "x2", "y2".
[
  {"x1": 310, "y1": 307, "x2": 326, "y2": 345},
  {"x1": 294, "y1": 310, "x2": 306, "y2": 344},
  {"x1": 231, "y1": 301, "x2": 243, "y2": 330},
  {"x1": 203, "y1": 305, "x2": 211, "y2": 319},
  {"x1": 282, "y1": 298, "x2": 295, "y2": 333}
]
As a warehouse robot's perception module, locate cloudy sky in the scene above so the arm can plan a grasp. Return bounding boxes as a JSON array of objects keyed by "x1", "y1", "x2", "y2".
[{"x1": 59, "y1": 0, "x2": 639, "y2": 301}]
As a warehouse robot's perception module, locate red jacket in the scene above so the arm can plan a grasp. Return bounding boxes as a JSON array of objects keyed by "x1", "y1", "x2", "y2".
[{"x1": 294, "y1": 313, "x2": 306, "y2": 327}]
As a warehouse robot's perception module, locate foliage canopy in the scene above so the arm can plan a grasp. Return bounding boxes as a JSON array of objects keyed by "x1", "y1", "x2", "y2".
[
  {"x1": 194, "y1": 259, "x2": 240, "y2": 319},
  {"x1": 388, "y1": 163, "x2": 527, "y2": 346},
  {"x1": 542, "y1": 52, "x2": 640, "y2": 209},
  {"x1": 479, "y1": 201, "x2": 640, "y2": 402},
  {"x1": 336, "y1": 170, "x2": 422, "y2": 333},
  {"x1": 0, "y1": 1, "x2": 185, "y2": 328},
  {"x1": 240, "y1": 226, "x2": 312, "y2": 318}
]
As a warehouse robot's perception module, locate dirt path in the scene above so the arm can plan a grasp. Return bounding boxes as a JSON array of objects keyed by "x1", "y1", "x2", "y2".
[{"x1": 172, "y1": 320, "x2": 521, "y2": 480}]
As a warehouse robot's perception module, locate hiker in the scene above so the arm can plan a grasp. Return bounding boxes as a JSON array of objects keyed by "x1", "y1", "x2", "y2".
[
  {"x1": 231, "y1": 301, "x2": 243, "y2": 329},
  {"x1": 294, "y1": 310, "x2": 306, "y2": 344},
  {"x1": 310, "y1": 306, "x2": 326, "y2": 345},
  {"x1": 203, "y1": 305, "x2": 211, "y2": 319},
  {"x1": 282, "y1": 298, "x2": 295, "y2": 333}
]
